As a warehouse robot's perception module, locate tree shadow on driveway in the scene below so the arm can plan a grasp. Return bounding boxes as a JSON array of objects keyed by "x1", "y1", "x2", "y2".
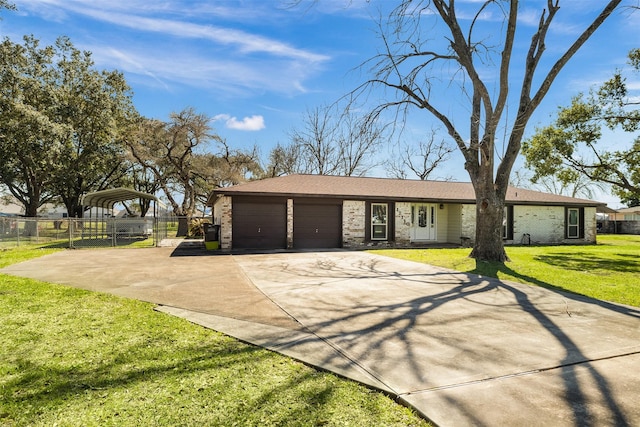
[
  {"x1": 235, "y1": 252, "x2": 640, "y2": 426},
  {"x1": 474, "y1": 261, "x2": 637, "y2": 426}
]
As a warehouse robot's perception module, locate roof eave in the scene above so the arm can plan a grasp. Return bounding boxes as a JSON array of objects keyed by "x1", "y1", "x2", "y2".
[{"x1": 212, "y1": 190, "x2": 602, "y2": 207}]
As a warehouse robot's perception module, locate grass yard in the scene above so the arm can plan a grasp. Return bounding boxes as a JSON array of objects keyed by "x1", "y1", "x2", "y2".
[
  {"x1": 0, "y1": 248, "x2": 429, "y2": 427},
  {"x1": 0, "y1": 246, "x2": 62, "y2": 268},
  {"x1": 372, "y1": 234, "x2": 640, "y2": 308}
]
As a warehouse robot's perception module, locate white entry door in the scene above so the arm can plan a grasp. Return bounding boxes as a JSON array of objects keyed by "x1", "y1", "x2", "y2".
[{"x1": 412, "y1": 204, "x2": 437, "y2": 241}]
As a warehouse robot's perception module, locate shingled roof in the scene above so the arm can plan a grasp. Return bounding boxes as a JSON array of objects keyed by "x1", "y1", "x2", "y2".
[{"x1": 211, "y1": 174, "x2": 604, "y2": 207}]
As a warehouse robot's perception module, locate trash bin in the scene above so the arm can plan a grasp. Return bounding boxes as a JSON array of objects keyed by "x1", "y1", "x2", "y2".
[
  {"x1": 203, "y1": 224, "x2": 220, "y2": 250},
  {"x1": 202, "y1": 222, "x2": 211, "y2": 237}
]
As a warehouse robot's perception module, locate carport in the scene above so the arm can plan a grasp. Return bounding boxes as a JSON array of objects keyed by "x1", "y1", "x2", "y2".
[{"x1": 79, "y1": 187, "x2": 159, "y2": 246}]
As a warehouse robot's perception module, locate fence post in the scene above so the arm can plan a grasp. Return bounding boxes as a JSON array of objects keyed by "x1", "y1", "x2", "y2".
[{"x1": 68, "y1": 219, "x2": 73, "y2": 248}]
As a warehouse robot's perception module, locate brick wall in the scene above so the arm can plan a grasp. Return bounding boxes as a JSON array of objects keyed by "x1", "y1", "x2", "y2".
[
  {"x1": 513, "y1": 205, "x2": 564, "y2": 244},
  {"x1": 395, "y1": 202, "x2": 411, "y2": 245},
  {"x1": 584, "y1": 207, "x2": 597, "y2": 243},
  {"x1": 460, "y1": 204, "x2": 476, "y2": 242},
  {"x1": 215, "y1": 196, "x2": 232, "y2": 249},
  {"x1": 458, "y1": 204, "x2": 597, "y2": 246},
  {"x1": 513, "y1": 206, "x2": 596, "y2": 244},
  {"x1": 342, "y1": 200, "x2": 365, "y2": 248}
]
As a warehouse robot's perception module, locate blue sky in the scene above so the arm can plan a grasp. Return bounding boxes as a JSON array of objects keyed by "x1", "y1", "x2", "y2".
[{"x1": 2, "y1": 0, "x2": 639, "y2": 207}]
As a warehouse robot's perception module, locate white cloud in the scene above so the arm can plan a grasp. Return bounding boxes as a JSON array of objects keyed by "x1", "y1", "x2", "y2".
[
  {"x1": 214, "y1": 114, "x2": 265, "y2": 131},
  {"x1": 12, "y1": 0, "x2": 330, "y2": 96},
  {"x1": 627, "y1": 80, "x2": 640, "y2": 91},
  {"x1": 17, "y1": 0, "x2": 329, "y2": 63}
]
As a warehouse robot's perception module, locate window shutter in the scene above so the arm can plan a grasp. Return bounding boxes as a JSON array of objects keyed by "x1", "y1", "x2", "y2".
[
  {"x1": 579, "y1": 207, "x2": 585, "y2": 239},
  {"x1": 365, "y1": 202, "x2": 371, "y2": 241},
  {"x1": 507, "y1": 205, "x2": 514, "y2": 240},
  {"x1": 388, "y1": 202, "x2": 395, "y2": 241}
]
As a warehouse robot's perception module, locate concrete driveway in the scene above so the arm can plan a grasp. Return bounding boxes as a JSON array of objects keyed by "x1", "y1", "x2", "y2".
[{"x1": 2, "y1": 247, "x2": 640, "y2": 426}]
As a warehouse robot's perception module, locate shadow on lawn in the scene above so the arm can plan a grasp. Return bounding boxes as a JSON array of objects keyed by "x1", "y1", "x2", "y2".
[
  {"x1": 532, "y1": 252, "x2": 640, "y2": 275},
  {"x1": 2, "y1": 324, "x2": 362, "y2": 426}
]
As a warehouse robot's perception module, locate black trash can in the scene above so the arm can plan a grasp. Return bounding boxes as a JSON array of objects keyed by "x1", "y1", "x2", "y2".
[{"x1": 203, "y1": 224, "x2": 219, "y2": 242}]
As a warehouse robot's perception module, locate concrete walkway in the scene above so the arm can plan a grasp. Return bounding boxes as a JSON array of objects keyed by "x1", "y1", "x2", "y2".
[{"x1": 2, "y1": 246, "x2": 640, "y2": 426}]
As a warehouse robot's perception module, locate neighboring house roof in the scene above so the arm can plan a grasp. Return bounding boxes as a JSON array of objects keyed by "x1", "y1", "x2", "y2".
[
  {"x1": 0, "y1": 201, "x2": 24, "y2": 215},
  {"x1": 597, "y1": 205, "x2": 618, "y2": 214},
  {"x1": 616, "y1": 206, "x2": 640, "y2": 214},
  {"x1": 211, "y1": 174, "x2": 604, "y2": 207}
]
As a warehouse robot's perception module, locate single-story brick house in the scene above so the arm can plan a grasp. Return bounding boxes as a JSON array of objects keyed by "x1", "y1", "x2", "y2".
[{"x1": 209, "y1": 174, "x2": 605, "y2": 250}]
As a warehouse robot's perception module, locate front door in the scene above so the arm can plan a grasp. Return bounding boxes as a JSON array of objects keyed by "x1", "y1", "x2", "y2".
[{"x1": 411, "y1": 204, "x2": 437, "y2": 241}]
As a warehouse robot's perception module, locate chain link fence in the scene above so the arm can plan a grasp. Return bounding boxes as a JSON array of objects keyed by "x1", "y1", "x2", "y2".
[
  {"x1": 0, "y1": 217, "x2": 164, "y2": 249},
  {"x1": 0, "y1": 215, "x2": 214, "y2": 249}
]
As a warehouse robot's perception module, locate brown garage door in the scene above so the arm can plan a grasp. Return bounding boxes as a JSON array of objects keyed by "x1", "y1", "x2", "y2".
[
  {"x1": 233, "y1": 198, "x2": 287, "y2": 249},
  {"x1": 294, "y1": 199, "x2": 342, "y2": 249}
]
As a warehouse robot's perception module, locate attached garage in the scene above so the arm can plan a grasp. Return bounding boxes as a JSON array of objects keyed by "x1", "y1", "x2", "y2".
[
  {"x1": 232, "y1": 197, "x2": 287, "y2": 249},
  {"x1": 293, "y1": 199, "x2": 342, "y2": 249}
]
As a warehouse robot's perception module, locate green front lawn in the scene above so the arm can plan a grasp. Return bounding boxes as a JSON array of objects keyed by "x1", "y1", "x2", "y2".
[
  {"x1": 372, "y1": 234, "x2": 640, "y2": 307},
  {"x1": 0, "y1": 246, "x2": 62, "y2": 268},
  {"x1": 0, "y1": 249, "x2": 428, "y2": 427}
]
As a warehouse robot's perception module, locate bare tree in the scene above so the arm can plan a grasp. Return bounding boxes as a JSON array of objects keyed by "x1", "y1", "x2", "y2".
[
  {"x1": 335, "y1": 111, "x2": 385, "y2": 176},
  {"x1": 288, "y1": 105, "x2": 340, "y2": 175},
  {"x1": 511, "y1": 168, "x2": 607, "y2": 200},
  {"x1": 354, "y1": 0, "x2": 622, "y2": 261},
  {"x1": 280, "y1": 104, "x2": 384, "y2": 176},
  {"x1": 387, "y1": 129, "x2": 454, "y2": 180},
  {"x1": 264, "y1": 142, "x2": 305, "y2": 177}
]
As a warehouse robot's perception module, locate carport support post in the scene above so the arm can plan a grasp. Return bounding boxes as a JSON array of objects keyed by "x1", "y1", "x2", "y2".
[{"x1": 153, "y1": 200, "x2": 158, "y2": 247}]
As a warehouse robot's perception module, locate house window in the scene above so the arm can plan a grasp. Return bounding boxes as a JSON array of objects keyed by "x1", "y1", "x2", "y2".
[
  {"x1": 371, "y1": 203, "x2": 388, "y2": 240},
  {"x1": 565, "y1": 207, "x2": 585, "y2": 239}
]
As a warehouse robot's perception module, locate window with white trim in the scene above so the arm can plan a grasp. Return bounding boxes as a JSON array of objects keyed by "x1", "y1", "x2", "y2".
[
  {"x1": 567, "y1": 208, "x2": 580, "y2": 238},
  {"x1": 371, "y1": 203, "x2": 388, "y2": 240}
]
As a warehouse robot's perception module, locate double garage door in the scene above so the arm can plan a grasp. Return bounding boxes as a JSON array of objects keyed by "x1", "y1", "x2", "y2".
[{"x1": 232, "y1": 197, "x2": 342, "y2": 249}]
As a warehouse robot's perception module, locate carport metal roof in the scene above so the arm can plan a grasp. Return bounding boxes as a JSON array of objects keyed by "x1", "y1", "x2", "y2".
[{"x1": 82, "y1": 188, "x2": 158, "y2": 209}]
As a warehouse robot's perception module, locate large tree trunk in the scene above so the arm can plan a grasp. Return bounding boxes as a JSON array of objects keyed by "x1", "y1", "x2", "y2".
[
  {"x1": 24, "y1": 199, "x2": 39, "y2": 218},
  {"x1": 469, "y1": 182, "x2": 509, "y2": 262},
  {"x1": 176, "y1": 216, "x2": 189, "y2": 237},
  {"x1": 22, "y1": 199, "x2": 40, "y2": 236}
]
